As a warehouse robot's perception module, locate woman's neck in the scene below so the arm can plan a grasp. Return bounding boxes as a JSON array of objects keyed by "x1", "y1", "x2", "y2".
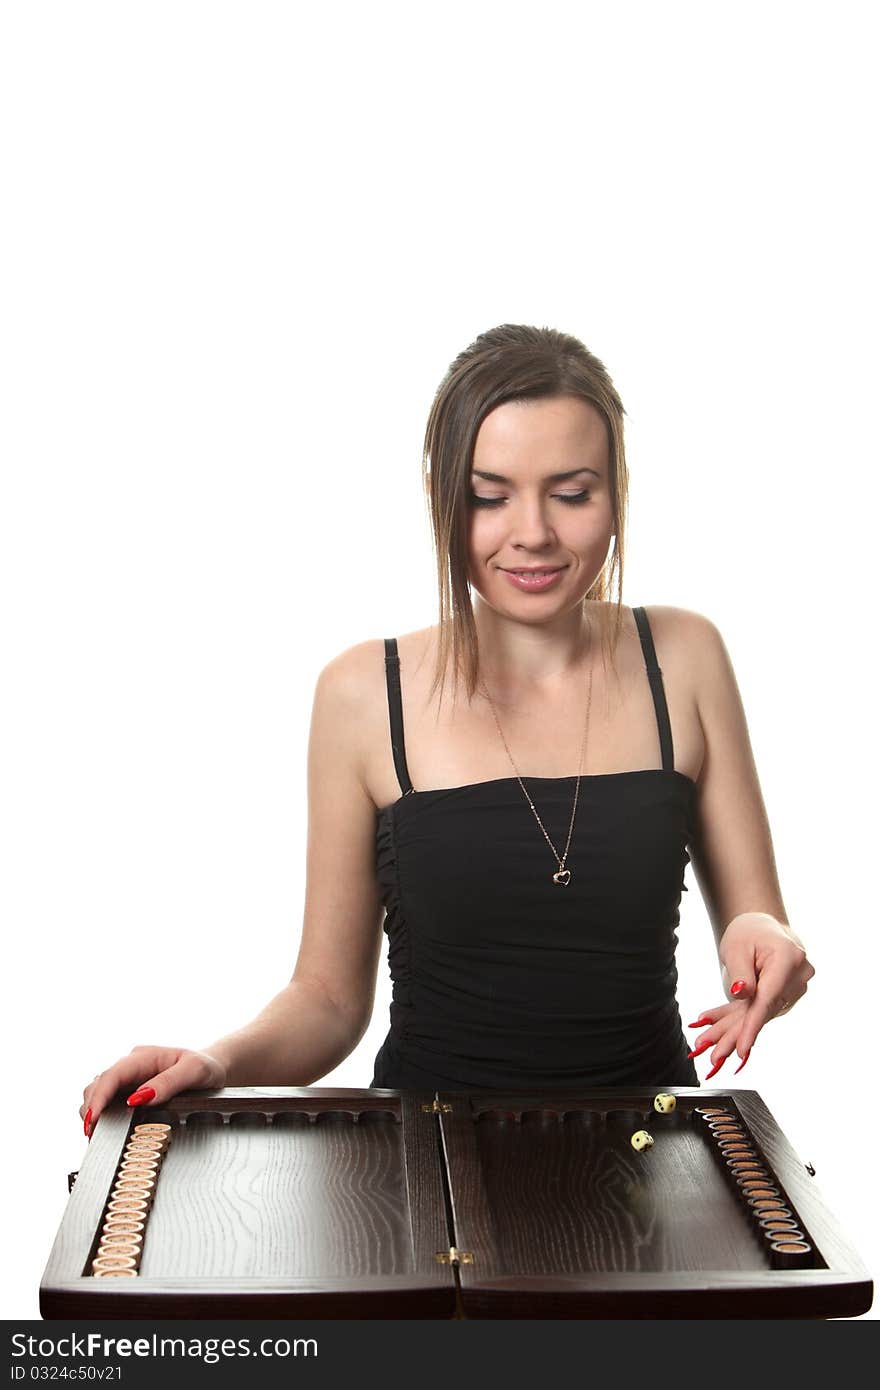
[{"x1": 472, "y1": 595, "x2": 595, "y2": 697}]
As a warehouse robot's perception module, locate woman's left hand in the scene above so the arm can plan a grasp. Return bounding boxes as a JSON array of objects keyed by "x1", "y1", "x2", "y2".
[{"x1": 687, "y1": 911, "x2": 815, "y2": 1079}]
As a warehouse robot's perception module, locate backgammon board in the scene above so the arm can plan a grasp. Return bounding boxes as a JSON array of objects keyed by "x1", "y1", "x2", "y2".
[{"x1": 40, "y1": 1086, "x2": 873, "y2": 1319}]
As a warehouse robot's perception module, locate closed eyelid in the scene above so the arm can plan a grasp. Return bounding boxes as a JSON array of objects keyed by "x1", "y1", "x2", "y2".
[{"x1": 470, "y1": 488, "x2": 591, "y2": 504}]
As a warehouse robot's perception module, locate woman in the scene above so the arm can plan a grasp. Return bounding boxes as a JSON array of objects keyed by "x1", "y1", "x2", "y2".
[{"x1": 79, "y1": 324, "x2": 813, "y2": 1134}]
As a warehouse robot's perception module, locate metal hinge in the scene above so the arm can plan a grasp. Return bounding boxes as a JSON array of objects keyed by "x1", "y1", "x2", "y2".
[
  {"x1": 435, "y1": 1246, "x2": 473, "y2": 1266},
  {"x1": 421, "y1": 1099, "x2": 452, "y2": 1113}
]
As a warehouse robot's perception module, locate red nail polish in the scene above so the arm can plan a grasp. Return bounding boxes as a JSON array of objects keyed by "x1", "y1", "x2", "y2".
[
  {"x1": 734, "y1": 1050, "x2": 751, "y2": 1075},
  {"x1": 83, "y1": 1107, "x2": 92, "y2": 1138},
  {"x1": 730, "y1": 980, "x2": 747, "y2": 996},
  {"x1": 687, "y1": 1040, "x2": 713, "y2": 1059},
  {"x1": 688, "y1": 1016, "x2": 713, "y2": 1027},
  {"x1": 705, "y1": 1056, "x2": 728, "y2": 1080},
  {"x1": 127, "y1": 1087, "x2": 156, "y2": 1107}
]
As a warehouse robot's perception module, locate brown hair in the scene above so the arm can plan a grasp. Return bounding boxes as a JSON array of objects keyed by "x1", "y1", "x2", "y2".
[{"x1": 423, "y1": 324, "x2": 629, "y2": 711}]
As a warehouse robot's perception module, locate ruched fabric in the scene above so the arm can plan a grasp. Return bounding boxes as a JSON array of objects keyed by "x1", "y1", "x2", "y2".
[
  {"x1": 370, "y1": 772, "x2": 698, "y2": 1090},
  {"x1": 369, "y1": 608, "x2": 700, "y2": 1092}
]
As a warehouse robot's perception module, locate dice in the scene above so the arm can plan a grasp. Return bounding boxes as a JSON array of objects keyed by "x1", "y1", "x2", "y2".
[
  {"x1": 631, "y1": 1130, "x2": 654, "y2": 1151},
  {"x1": 653, "y1": 1093, "x2": 676, "y2": 1114}
]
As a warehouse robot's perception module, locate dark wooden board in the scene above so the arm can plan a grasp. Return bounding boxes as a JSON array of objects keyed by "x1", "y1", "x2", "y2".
[
  {"x1": 439, "y1": 1084, "x2": 873, "y2": 1312},
  {"x1": 42, "y1": 1085, "x2": 872, "y2": 1319},
  {"x1": 40, "y1": 1088, "x2": 455, "y2": 1318},
  {"x1": 439, "y1": 1086, "x2": 873, "y2": 1318}
]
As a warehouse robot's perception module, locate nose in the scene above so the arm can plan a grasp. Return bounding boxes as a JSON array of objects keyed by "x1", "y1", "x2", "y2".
[{"x1": 508, "y1": 496, "x2": 558, "y2": 551}]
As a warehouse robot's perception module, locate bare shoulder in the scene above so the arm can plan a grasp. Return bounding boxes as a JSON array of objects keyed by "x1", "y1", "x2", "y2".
[
  {"x1": 317, "y1": 626, "x2": 434, "y2": 699},
  {"x1": 641, "y1": 601, "x2": 718, "y2": 635},
  {"x1": 308, "y1": 641, "x2": 383, "y2": 794},
  {"x1": 638, "y1": 603, "x2": 717, "y2": 644},
  {"x1": 640, "y1": 604, "x2": 735, "y2": 716},
  {"x1": 313, "y1": 628, "x2": 434, "y2": 792},
  {"x1": 316, "y1": 637, "x2": 387, "y2": 701}
]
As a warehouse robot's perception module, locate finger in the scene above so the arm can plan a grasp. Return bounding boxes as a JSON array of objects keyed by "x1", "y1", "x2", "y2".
[
  {"x1": 733, "y1": 982, "x2": 788, "y2": 1057},
  {"x1": 704, "y1": 1055, "x2": 728, "y2": 1080},
  {"x1": 687, "y1": 997, "x2": 746, "y2": 1030},
  {"x1": 125, "y1": 1052, "x2": 215, "y2": 1110},
  {"x1": 734, "y1": 943, "x2": 813, "y2": 1055},
  {"x1": 733, "y1": 1048, "x2": 752, "y2": 1075},
  {"x1": 79, "y1": 1062, "x2": 149, "y2": 1135},
  {"x1": 687, "y1": 1005, "x2": 746, "y2": 1057},
  {"x1": 79, "y1": 1050, "x2": 179, "y2": 1134},
  {"x1": 79, "y1": 1077, "x2": 100, "y2": 1136},
  {"x1": 776, "y1": 985, "x2": 808, "y2": 1017},
  {"x1": 720, "y1": 955, "x2": 755, "y2": 1002},
  {"x1": 704, "y1": 1017, "x2": 744, "y2": 1078}
]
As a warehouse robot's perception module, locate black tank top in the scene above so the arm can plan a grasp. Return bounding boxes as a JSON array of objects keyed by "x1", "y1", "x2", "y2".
[{"x1": 370, "y1": 607, "x2": 699, "y2": 1091}]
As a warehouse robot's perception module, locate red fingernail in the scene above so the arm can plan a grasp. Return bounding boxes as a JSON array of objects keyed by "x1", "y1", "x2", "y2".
[
  {"x1": 705, "y1": 1056, "x2": 728, "y2": 1080},
  {"x1": 730, "y1": 980, "x2": 747, "y2": 996},
  {"x1": 734, "y1": 1050, "x2": 751, "y2": 1075},
  {"x1": 688, "y1": 1016, "x2": 713, "y2": 1027},
  {"x1": 83, "y1": 1108, "x2": 92, "y2": 1138},
  {"x1": 127, "y1": 1087, "x2": 156, "y2": 1106},
  {"x1": 687, "y1": 1040, "x2": 713, "y2": 1059}
]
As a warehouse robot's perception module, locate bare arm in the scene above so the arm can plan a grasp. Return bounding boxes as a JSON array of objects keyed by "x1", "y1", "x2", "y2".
[
  {"x1": 687, "y1": 611, "x2": 791, "y2": 949},
  {"x1": 204, "y1": 641, "x2": 388, "y2": 1084},
  {"x1": 207, "y1": 642, "x2": 386, "y2": 1084},
  {"x1": 200, "y1": 979, "x2": 368, "y2": 1086},
  {"x1": 678, "y1": 610, "x2": 814, "y2": 1073},
  {"x1": 79, "y1": 642, "x2": 387, "y2": 1129}
]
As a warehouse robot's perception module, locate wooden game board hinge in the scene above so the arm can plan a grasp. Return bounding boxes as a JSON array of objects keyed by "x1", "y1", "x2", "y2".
[
  {"x1": 422, "y1": 1100, "x2": 453, "y2": 1113},
  {"x1": 435, "y1": 1246, "x2": 473, "y2": 1265}
]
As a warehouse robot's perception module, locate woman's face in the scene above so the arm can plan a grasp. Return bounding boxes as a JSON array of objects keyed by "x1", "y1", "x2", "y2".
[{"x1": 466, "y1": 395, "x2": 614, "y2": 616}]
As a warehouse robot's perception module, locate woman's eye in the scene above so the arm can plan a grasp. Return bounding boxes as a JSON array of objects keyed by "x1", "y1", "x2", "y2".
[{"x1": 469, "y1": 490, "x2": 590, "y2": 508}]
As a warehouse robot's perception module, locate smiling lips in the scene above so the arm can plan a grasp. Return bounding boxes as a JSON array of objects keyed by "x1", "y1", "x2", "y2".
[{"x1": 501, "y1": 566, "x2": 567, "y2": 591}]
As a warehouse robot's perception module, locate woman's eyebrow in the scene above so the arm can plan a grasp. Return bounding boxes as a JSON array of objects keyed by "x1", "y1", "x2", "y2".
[{"x1": 471, "y1": 467, "x2": 601, "y2": 484}]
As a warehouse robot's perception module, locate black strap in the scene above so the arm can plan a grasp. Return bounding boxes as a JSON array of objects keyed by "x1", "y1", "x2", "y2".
[
  {"x1": 383, "y1": 638, "x2": 415, "y2": 796},
  {"x1": 631, "y1": 607, "x2": 674, "y2": 773}
]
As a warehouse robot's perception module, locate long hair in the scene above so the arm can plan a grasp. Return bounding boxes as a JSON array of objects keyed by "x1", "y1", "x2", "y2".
[{"x1": 423, "y1": 324, "x2": 629, "y2": 711}]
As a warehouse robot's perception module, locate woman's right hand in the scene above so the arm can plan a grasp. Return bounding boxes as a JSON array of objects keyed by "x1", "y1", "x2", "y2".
[{"x1": 79, "y1": 1045, "x2": 228, "y2": 1138}]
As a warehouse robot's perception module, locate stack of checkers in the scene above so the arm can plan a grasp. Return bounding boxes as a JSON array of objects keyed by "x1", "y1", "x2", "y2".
[
  {"x1": 694, "y1": 1106, "x2": 814, "y2": 1268},
  {"x1": 90, "y1": 1122, "x2": 172, "y2": 1278}
]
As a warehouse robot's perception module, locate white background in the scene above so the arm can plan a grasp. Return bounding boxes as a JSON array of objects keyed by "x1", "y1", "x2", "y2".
[{"x1": 2, "y1": 1, "x2": 877, "y2": 1322}]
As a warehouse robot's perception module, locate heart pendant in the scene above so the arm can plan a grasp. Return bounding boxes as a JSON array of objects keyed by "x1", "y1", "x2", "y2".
[{"x1": 552, "y1": 868, "x2": 571, "y2": 885}]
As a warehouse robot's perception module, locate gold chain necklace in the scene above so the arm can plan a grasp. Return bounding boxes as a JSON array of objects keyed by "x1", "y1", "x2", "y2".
[{"x1": 478, "y1": 632, "x2": 593, "y2": 886}]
